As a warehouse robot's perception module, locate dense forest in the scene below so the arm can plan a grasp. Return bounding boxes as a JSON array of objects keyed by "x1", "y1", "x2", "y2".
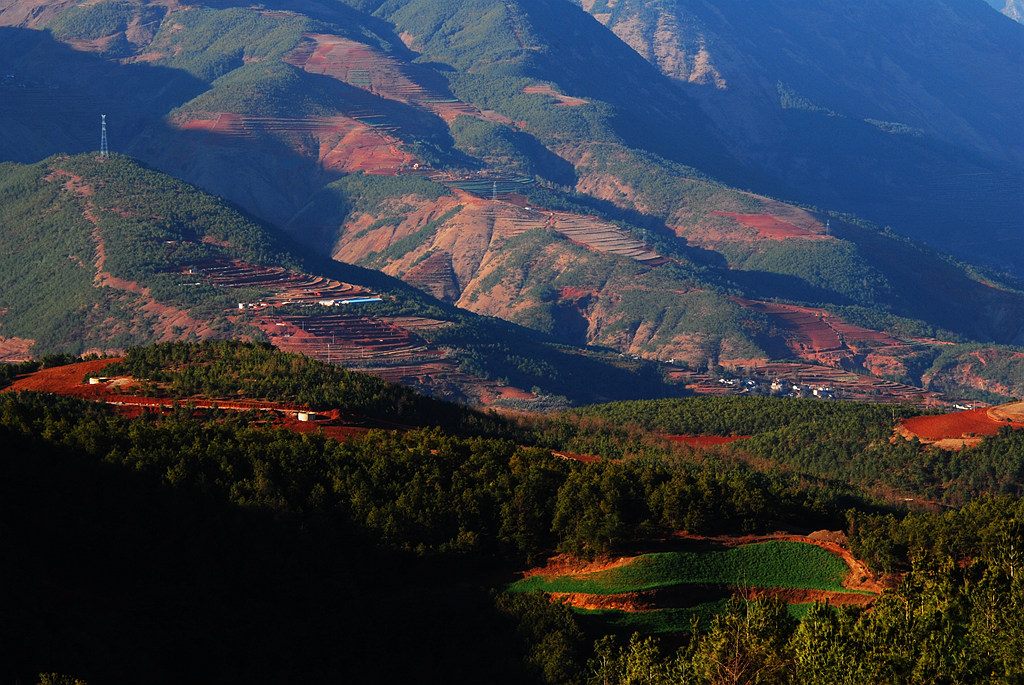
[{"x1": 3, "y1": 343, "x2": 1023, "y2": 683}]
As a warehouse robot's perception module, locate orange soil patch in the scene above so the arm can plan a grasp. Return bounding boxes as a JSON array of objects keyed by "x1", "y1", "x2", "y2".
[
  {"x1": 560, "y1": 286, "x2": 599, "y2": 300},
  {"x1": 522, "y1": 84, "x2": 589, "y2": 107},
  {"x1": 0, "y1": 336, "x2": 34, "y2": 362},
  {"x1": 174, "y1": 114, "x2": 414, "y2": 174},
  {"x1": 733, "y1": 298, "x2": 842, "y2": 352},
  {"x1": 521, "y1": 552, "x2": 636, "y2": 579},
  {"x1": 3, "y1": 359, "x2": 382, "y2": 441},
  {"x1": 665, "y1": 435, "x2": 750, "y2": 447},
  {"x1": 898, "y1": 402, "x2": 1024, "y2": 447},
  {"x1": 5, "y1": 359, "x2": 123, "y2": 399},
  {"x1": 712, "y1": 212, "x2": 827, "y2": 241}
]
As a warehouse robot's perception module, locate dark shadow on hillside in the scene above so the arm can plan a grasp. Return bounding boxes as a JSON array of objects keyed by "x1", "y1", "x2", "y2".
[
  {"x1": 0, "y1": 27, "x2": 209, "y2": 163},
  {"x1": 126, "y1": 64, "x2": 471, "y2": 229},
  {"x1": 724, "y1": 270, "x2": 855, "y2": 308},
  {"x1": 1, "y1": 424, "x2": 535, "y2": 685}
]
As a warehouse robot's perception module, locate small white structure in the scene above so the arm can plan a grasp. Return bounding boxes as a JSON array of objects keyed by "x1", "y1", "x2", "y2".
[{"x1": 297, "y1": 411, "x2": 315, "y2": 422}]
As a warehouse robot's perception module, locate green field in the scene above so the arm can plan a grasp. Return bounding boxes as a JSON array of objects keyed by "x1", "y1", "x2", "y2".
[{"x1": 508, "y1": 541, "x2": 852, "y2": 595}]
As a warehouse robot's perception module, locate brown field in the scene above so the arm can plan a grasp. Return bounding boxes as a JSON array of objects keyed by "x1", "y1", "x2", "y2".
[
  {"x1": 711, "y1": 212, "x2": 828, "y2": 241},
  {"x1": 548, "y1": 211, "x2": 666, "y2": 264},
  {"x1": 284, "y1": 34, "x2": 505, "y2": 125},
  {"x1": 733, "y1": 298, "x2": 843, "y2": 352},
  {"x1": 190, "y1": 259, "x2": 374, "y2": 306},
  {"x1": 0, "y1": 336, "x2": 34, "y2": 362}
]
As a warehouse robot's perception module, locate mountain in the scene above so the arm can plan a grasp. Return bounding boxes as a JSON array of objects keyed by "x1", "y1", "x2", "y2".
[
  {"x1": 2, "y1": 0, "x2": 1020, "y2": 270},
  {"x1": 576, "y1": 0, "x2": 1024, "y2": 268},
  {"x1": 0, "y1": 153, "x2": 691, "y2": 408},
  {"x1": 1, "y1": 0, "x2": 1023, "y2": 402}
]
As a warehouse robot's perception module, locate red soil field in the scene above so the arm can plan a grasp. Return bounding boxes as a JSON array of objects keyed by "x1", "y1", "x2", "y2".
[
  {"x1": 665, "y1": 435, "x2": 750, "y2": 447},
  {"x1": 5, "y1": 358, "x2": 121, "y2": 398},
  {"x1": 899, "y1": 402, "x2": 1024, "y2": 446},
  {"x1": 712, "y1": 212, "x2": 827, "y2": 241},
  {"x1": 827, "y1": 319, "x2": 901, "y2": 347},
  {"x1": 2, "y1": 359, "x2": 389, "y2": 441},
  {"x1": 733, "y1": 298, "x2": 842, "y2": 352}
]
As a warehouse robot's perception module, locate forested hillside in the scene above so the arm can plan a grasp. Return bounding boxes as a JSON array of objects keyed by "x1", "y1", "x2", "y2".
[
  {"x1": 3, "y1": 343, "x2": 1023, "y2": 683},
  {"x1": 0, "y1": 154, "x2": 694, "y2": 407}
]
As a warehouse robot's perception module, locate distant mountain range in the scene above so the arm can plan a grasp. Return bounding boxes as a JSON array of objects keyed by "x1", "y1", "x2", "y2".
[
  {"x1": 0, "y1": 0, "x2": 1022, "y2": 403},
  {"x1": 577, "y1": 0, "x2": 1024, "y2": 267}
]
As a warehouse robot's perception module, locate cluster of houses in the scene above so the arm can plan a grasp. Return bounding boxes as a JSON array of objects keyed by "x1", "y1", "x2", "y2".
[
  {"x1": 237, "y1": 296, "x2": 383, "y2": 310},
  {"x1": 718, "y1": 376, "x2": 835, "y2": 399}
]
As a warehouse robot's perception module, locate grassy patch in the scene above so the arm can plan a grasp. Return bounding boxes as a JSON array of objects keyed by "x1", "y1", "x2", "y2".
[{"x1": 509, "y1": 542, "x2": 850, "y2": 594}]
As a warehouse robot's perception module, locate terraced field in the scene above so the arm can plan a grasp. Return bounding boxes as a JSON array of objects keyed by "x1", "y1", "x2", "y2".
[
  {"x1": 190, "y1": 259, "x2": 374, "y2": 305},
  {"x1": 549, "y1": 211, "x2": 666, "y2": 265},
  {"x1": 284, "y1": 34, "x2": 489, "y2": 123},
  {"x1": 174, "y1": 113, "x2": 414, "y2": 174}
]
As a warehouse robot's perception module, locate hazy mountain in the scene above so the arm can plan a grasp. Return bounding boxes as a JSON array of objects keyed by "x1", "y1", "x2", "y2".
[
  {"x1": 576, "y1": 0, "x2": 1024, "y2": 268},
  {"x1": 985, "y1": 0, "x2": 1024, "y2": 22}
]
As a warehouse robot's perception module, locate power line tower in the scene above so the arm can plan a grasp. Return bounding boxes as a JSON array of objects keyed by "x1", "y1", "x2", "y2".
[{"x1": 100, "y1": 114, "x2": 109, "y2": 158}]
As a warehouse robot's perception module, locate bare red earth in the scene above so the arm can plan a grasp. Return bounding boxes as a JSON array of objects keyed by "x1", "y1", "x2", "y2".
[
  {"x1": 712, "y1": 212, "x2": 828, "y2": 241},
  {"x1": 899, "y1": 402, "x2": 1024, "y2": 447},
  {"x1": 2, "y1": 359, "x2": 383, "y2": 440}
]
